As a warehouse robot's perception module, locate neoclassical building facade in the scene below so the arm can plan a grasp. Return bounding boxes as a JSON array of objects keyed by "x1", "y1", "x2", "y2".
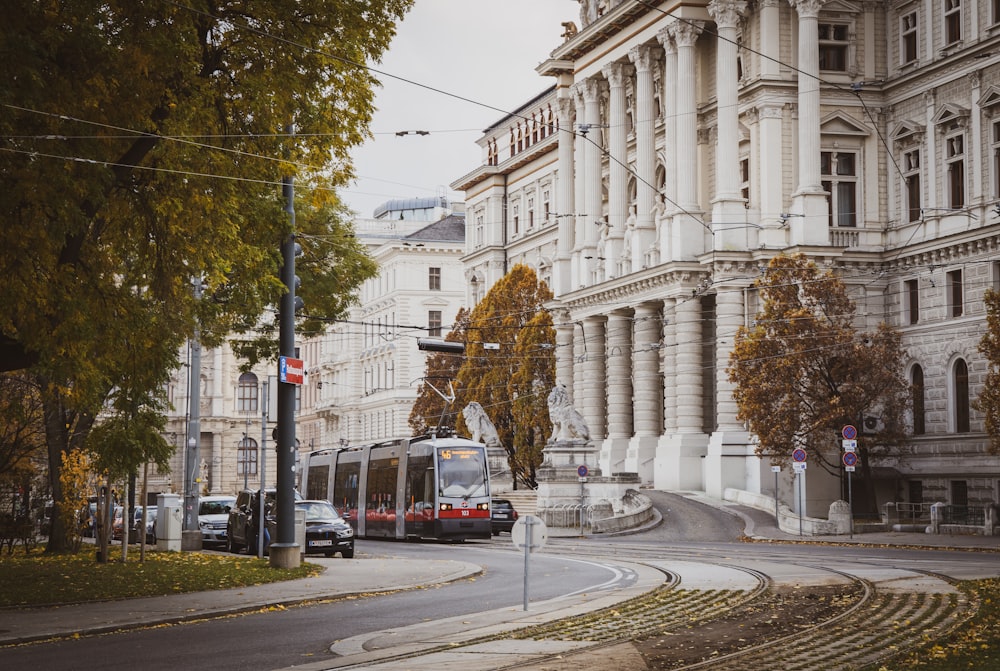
[{"x1": 453, "y1": 0, "x2": 1000, "y2": 515}]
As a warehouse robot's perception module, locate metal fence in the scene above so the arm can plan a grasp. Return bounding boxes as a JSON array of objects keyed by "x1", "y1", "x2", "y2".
[{"x1": 939, "y1": 505, "x2": 986, "y2": 526}]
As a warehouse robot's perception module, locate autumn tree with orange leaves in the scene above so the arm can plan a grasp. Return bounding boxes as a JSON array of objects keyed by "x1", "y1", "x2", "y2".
[
  {"x1": 727, "y1": 255, "x2": 911, "y2": 510},
  {"x1": 974, "y1": 288, "x2": 1000, "y2": 454}
]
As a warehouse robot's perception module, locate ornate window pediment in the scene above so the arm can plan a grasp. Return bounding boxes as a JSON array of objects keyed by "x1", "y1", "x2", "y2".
[
  {"x1": 820, "y1": 110, "x2": 870, "y2": 138},
  {"x1": 892, "y1": 120, "x2": 925, "y2": 145},
  {"x1": 979, "y1": 85, "x2": 1000, "y2": 112},
  {"x1": 933, "y1": 103, "x2": 970, "y2": 130}
]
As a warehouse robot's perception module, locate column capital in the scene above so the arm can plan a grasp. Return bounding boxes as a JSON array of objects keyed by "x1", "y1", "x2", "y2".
[
  {"x1": 787, "y1": 0, "x2": 824, "y2": 19},
  {"x1": 556, "y1": 95, "x2": 575, "y2": 121},
  {"x1": 656, "y1": 27, "x2": 676, "y2": 54},
  {"x1": 670, "y1": 21, "x2": 704, "y2": 49},
  {"x1": 629, "y1": 43, "x2": 663, "y2": 72},
  {"x1": 708, "y1": 0, "x2": 747, "y2": 29},
  {"x1": 602, "y1": 60, "x2": 634, "y2": 89},
  {"x1": 580, "y1": 76, "x2": 605, "y2": 104}
]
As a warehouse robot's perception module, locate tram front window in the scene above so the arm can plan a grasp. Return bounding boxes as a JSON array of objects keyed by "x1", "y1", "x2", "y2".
[{"x1": 438, "y1": 450, "x2": 488, "y2": 498}]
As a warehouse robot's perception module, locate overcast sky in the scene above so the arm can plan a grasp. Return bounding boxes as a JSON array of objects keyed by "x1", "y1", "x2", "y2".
[{"x1": 341, "y1": 0, "x2": 578, "y2": 218}]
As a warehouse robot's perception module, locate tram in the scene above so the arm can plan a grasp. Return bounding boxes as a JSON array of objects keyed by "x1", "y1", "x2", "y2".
[{"x1": 301, "y1": 435, "x2": 492, "y2": 541}]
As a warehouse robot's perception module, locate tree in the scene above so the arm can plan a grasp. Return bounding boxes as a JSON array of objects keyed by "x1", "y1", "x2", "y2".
[
  {"x1": 1, "y1": 1, "x2": 406, "y2": 550},
  {"x1": 453, "y1": 265, "x2": 555, "y2": 487},
  {"x1": 727, "y1": 254, "x2": 910, "y2": 509},
  {"x1": 408, "y1": 309, "x2": 469, "y2": 436},
  {"x1": 974, "y1": 288, "x2": 1000, "y2": 454}
]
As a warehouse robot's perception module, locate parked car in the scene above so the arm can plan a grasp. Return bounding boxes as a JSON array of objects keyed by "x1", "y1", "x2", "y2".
[
  {"x1": 227, "y1": 488, "x2": 301, "y2": 554},
  {"x1": 490, "y1": 498, "x2": 518, "y2": 535},
  {"x1": 142, "y1": 507, "x2": 158, "y2": 544},
  {"x1": 267, "y1": 500, "x2": 354, "y2": 558},
  {"x1": 110, "y1": 506, "x2": 125, "y2": 541},
  {"x1": 198, "y1": 495, "x2": 236, "y2": 547}
]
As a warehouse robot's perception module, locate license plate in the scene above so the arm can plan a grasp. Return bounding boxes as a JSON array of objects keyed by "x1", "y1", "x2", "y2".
[
  {"x1": 309, "y1": 539, "x2": 333, "y2": 547},
  {"x1": 495, "y1": 513, "x2": 509, "y2": 519}
]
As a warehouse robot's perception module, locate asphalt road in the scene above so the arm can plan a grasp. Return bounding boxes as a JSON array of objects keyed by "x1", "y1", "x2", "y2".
[{"x1": 0, "y1": 541, "x2": 630, "y2": 671}]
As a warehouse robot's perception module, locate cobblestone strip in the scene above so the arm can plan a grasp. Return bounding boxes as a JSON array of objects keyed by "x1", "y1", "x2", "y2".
[{"x1": 674, "y1": 588, "x2": 971, "y2": 671}]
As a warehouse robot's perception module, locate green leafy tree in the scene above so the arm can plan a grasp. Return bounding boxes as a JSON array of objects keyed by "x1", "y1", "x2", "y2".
[
  {"x1": 727, "y1": 254, "x2": 910, "y2": 510},
  {"x1": 974, "y1": 288, "x2": 1000, "y2": 454},
  {"x1": 1, "y1": 1, "x2": 405, "y2": 550},
  {"x1": 453, "y1": 265, "x2": 555, "y2": 487},
  {"x1": 408, "y1": 309, "x2": 468, "y2": 436}
]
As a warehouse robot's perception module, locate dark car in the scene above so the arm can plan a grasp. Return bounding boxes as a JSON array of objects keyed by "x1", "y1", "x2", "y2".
[
  {"x1": 227, "y1": 488, "x2": 301, "y2": 554},
  {"x1": 268, "y1": 500, "x2": 354, "y2": 558},
  {"x1": 490, "y1": 498, "x2": 518, "y2": 535}
]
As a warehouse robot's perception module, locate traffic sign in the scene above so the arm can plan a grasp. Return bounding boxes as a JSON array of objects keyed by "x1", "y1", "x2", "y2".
[
  {"x1": 792, "y1": 448, "x2": 807, "y2": 463},
  {"x1": 278, "y1": 356, "x2": 305, "y2": 385},
  {"x1": 577, "y1": 464, "x2": 589, "y2": 478},
  {"x1": 771, "y1": 465, "x2": 781, "y2": 473},
  {"x1": 842, "y1": 439, "x2": 857, "y2": 451},
  {"x1": 512, "y1": 515, "x2": 548, "y2": 553},
  {"x1": 793, "y1": 462, "x2": 807, "y2": 473},
  {"x1": 842, "y1": 451, "x2": 858, "y2": 467},
  {"x1": 842, "y1": 425, "x2": 858, "y2": 440},
  {"x1": 845, "y1": 465, "x2": 856, "y2": 472}
]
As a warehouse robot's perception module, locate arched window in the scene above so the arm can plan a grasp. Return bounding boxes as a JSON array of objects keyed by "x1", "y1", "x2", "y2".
[
  {"x1": 238, "y1": 372, "x2": 258, "y2": 413},
  {"x1": 954, "y1": 358, "x2": 970, "y2": 433},
  {"x1": 237, "y1": 437, "x2": 258, "y2": 477},
  {"x1": 911, "y1": 364, "x2": 925, "y2": 435},
  {"x1": 509, "y1": 129, "x2": 516, "y2": 156}
]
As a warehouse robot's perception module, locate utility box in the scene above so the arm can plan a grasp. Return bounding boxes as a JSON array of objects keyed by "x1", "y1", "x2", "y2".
[
  {"x1": 157, "y1": 493, "x2": 182, "y2": 552},
  {"x1": 295, "y1": 507, "x2": 306, "y2": 555}
]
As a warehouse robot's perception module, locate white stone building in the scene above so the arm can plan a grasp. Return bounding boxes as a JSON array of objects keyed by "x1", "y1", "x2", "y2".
[
  {"x1": 156, "y1": 198, "x2": 466, "y2": 497},
  {"x1": 453, "y1": 0, "x2": 1000, "y2": 517}
]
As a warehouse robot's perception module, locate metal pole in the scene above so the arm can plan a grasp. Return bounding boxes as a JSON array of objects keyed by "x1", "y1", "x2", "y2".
[
  {"x1": 798, "y1": 471, "x2": 803, "y2": 536},
  {"x1": 774, "y1": 470, "x2": 779, "y2": 525},
  {"x1": 848, "y1": 469, "x2": 854, "y2": 539},
  {"x1": 183, "y1": 278, "x2": 202, "y2": 537},
  {"x1": 258, "y1": 380, "x2": 268, "y2": 559},
  {"x1": 523, "y1": 518, "x2": 532, "y2": 612}
]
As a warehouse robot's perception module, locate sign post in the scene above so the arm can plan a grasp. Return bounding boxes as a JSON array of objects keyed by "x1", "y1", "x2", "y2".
[
  {"x1": 512, "y1": 515, "x2": 548, "y2": 611},
  {"x1": 577, "y1": 464, "x2": 589, "y2": 535},
  {"x1": 841, "y1": 426, "x2": 858, "y2": 539},
  {"x1": 771, "y1": 465, "x2": 781, "y2": 524},
  {"x1": 792, "y1": 449, "x2": 807, "y2": 536}
]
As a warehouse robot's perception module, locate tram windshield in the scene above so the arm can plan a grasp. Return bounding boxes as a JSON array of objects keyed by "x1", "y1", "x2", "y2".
[{"x1": 437, "y1": 447, "x2": 489, "y2": 499}]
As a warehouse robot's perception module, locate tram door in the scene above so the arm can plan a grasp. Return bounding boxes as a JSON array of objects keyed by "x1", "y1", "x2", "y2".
[
  {"x1": 332, "y1": 453, "x2": 361, "y2": 532},
  {"x1": 404, "y1": 448, "x2": 435, "y2": 538},
  {"x1": 366, "y1": 448, "x2": 398, "y2": 538}
]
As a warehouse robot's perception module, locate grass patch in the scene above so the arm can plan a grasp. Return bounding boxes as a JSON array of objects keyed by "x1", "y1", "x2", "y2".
[
  {"x1": 872, "y1": 578, "x2": 1000, "y2": 671},
  {"x1": 0, "y1": 550, "x2": 322, "y2": 607}
]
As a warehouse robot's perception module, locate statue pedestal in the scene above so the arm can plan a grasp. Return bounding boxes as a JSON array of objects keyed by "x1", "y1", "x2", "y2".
[{"x1": 535, "y1": 439, "x2": 642, "y2": 531}]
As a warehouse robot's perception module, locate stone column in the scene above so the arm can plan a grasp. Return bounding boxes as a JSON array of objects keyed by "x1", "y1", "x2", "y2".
[
  {"x1": 759, "y1": 0, "x2": 781, "y2": 78},
  {"x1": 582, "y1": 315, "x2": 607, "y2": 440},
  {"x1": 705, "y1": 282, "x2": 752, "y2": 497},
  {"x1": 629, "y1": 44, "x2": 661, "y2": 272},
  {"x1": 655, "y1": 293, "x2": 707, "y2": 491},
  {"x1": 602, "y1": 309, "x2": 633, "y2": 474},
  {"x1": 656, "y1": 29, "x2": 678, "y2": 261},
  {"x1": 671, "y1": 22, "x2": 705, "y2": 260},
  {"x1": 628, "y1": 302, "x2": 663, "y2": 483},
  {"x1": 788, "y1": 0, "x2": 828, "y2": 246},
  {"x1": 581, "y1": 77, "x2": 605, "y2": 287},
  {"x1": 602, "y1": 61, "x2": 633, "y2": 278},
  {"x1": 661, "y1": 297, "x2": 677, "y2": 433},
  {"x1": 709, "y1": 0, "x2": 748, "y2": 250},
  {"x1": 572, "y1": 83, "x2": 587, "y2": 287},
  {"x1": 555, "y1": 94, "x2": 576, "y2": 297},
  {"x1": 757, "y1": 104, "x2": 787, "y2": 246},
  {"x1": 555, "y1": 311, "x2": 575, "y2": 392}
]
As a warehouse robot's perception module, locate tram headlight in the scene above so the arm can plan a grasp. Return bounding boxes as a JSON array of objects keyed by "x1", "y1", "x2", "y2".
[
  {"x1": 477, "y1": 502, "x2": 489, "y2": 511},
  {"x1": 439, "y1": 503, "x2": 453, "y2": 511}
]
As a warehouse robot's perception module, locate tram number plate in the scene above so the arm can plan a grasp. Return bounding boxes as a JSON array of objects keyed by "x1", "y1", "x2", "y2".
[
  {"x1": 309, "y1": 540, "x2": 333, "y2": 547},
  {"x1": 461, "y1": 510, "x2": 469, "y2": 516}
]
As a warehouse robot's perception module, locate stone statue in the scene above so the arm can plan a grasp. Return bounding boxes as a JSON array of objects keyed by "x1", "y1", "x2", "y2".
[
  {"x1": 463, "y1": 401, "x2": 501, "y2": 447},
  {"x1": 561, "y1": 21, "x2": 578, "y2": 40},
  {"x1": 547, "y1": 386, "x2": 590, "y2": 443}
]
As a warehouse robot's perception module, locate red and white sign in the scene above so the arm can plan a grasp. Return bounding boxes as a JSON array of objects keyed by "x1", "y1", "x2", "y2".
[{"x1": 279, "y1": 356, "x2": 305, "y2": 385}]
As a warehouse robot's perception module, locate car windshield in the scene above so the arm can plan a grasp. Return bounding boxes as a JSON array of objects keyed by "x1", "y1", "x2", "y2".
[
  {"x1": 199, "y1": 499, "x2": 234, "y2": 515},
  {"x1": 297, "y1": 501, "x2": 341, "y2": 522}
]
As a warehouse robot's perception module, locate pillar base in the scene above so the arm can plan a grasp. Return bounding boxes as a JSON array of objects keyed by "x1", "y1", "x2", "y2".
[
  {"x1": 626, "y1": 435, "x2": 659, "y2": 485},
  {"x1": 181, "y1": 530, "x2": 203, "y2": 552},
  {"x1": 654, "y1": 432, "x2": 707, "y2": 490},
  {"x1": 268, "y1": 543, "x2": 301, "y2": 569},
  {"x1": 704, "y1": 429, "x2": 753, "y2": 499}
]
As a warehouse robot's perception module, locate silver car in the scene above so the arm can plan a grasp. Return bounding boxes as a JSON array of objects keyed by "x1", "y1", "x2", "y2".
[{"x1": 198, "y1": 495, "x2": 236, "y2": 547}]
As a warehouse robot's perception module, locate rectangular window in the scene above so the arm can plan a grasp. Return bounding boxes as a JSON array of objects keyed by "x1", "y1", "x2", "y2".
[
  {"x1": 951, "y1": 479, "x2": 968, "y2": 507},
  {"x1": 945, "y1": 0, "x2": 962, "y2": 45},
  {"x1": 947, "y1": 269, "x2": 963, "y2": 317},
  {"x1": 901, "y1": 12, "x2": 918, "y2": 64},
  {"x1": 475, "y1": 213, "x2": 484, "y2": 247},
  {"x1": 512, "y1": 204, "x2": 520, "y2": 236},
  {"x1": 908, "y1": 480, "x2": 923, "y2": 504},
  {"x1": 995, "y1": 0, "x2": 1000, "y2": 25},
  {"x1": 428, "y1": 310, "x2": 442, "y2": 337},
  {"x1": 946, "y1": 134, "x2": 965, "y2": 208},
  {"x1": 905, "y1": 279, "x2": 919, "y2": 324},
  {"x1": 821, "y1": 151, "x2": 857, "y2": 227},
  {"x1": 904, "y1": 149, "x2": 921, "y2": 222},
  {"x1": 818, "y1": 23, "x2": 849, "y2": 71},
  {"x1": 528, "y1": 197, "x2": 535, "y2": 229},
  {"x1": 740, "y1": 157, "x2": 751, "y2": 202},
  {"x1": 428, "y1": 267, "x2": 441, "y2": 291}
]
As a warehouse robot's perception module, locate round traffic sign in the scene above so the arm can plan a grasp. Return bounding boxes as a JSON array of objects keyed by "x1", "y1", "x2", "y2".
[
  {"x1": 842, "y1": 425, "x2": 858, "y2": 440},
  {"x1": 792, "y1": 448, "x2": 807, "y2": 463},
  {"x1": 843, "y1": 451, "x2": 858, "y2": 467},
  {"x1": 511, "y1": 515, "x2": 548, "y2": 553},
  {"x1": 577, "y1": 464, "x2": 589, "y2": 478}
]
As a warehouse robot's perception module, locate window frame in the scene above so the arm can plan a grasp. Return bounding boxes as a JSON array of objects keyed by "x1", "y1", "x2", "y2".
[
  {"x1": 428, "y1": 310, "x2": 443, "y2": 338},
  {"x1": 817, "y1": 22, "x2": 850, "y2": 72},
  {"x1": 911, "y1": 364, "x2": 925, "y2": 435},
  {"x1": 900, "y1": 11, "x2": 918, "y2": 65},
  {"x1": 237, "y1": 372, "x2": 259, "y2": 413},
  {"x1": 953, "y1": 357, "x2": 970, "y2": 433},
  {"x1": 904, "y1": 278, "x2": 920, "y2": 325},
  {"x1": 945, "y1": 132, "x2": 965, "y2": 209},
  {"x1": 428, "y1": 267, "x2": 441, "y2": 291},
  {"x1": 947, "y1": 269, "x2": 963, "y2": 317},
  {"x1": 903, "y1": 149, "x2": 921, "y2": 222},
  {"x1": 944, "y1": 0, "x2": 962, "y2": 46},
  {"x1": 821, "y1": 150, "x2": 858, "y2": 228},
  {"x1": 237, "y1": 437, "x2": 258, "y2": 477}
]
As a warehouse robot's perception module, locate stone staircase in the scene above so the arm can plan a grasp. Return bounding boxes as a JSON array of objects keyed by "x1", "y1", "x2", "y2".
[{"x1": 493, "y1": 489, "x2": 538, "y2": 517}]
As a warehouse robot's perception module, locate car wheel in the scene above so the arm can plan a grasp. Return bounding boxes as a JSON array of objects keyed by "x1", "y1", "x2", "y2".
[{"x1": 341, "y1": 547, "x2": 354, "y2": 559}]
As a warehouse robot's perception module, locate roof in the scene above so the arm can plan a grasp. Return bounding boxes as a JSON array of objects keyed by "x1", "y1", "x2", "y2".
[
  {"x1": 373, "y1": 196, "x2": 449, "y2": 219},
  {"x1": 404, "y1": 214, "x2": 466, "y2": 243}
]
